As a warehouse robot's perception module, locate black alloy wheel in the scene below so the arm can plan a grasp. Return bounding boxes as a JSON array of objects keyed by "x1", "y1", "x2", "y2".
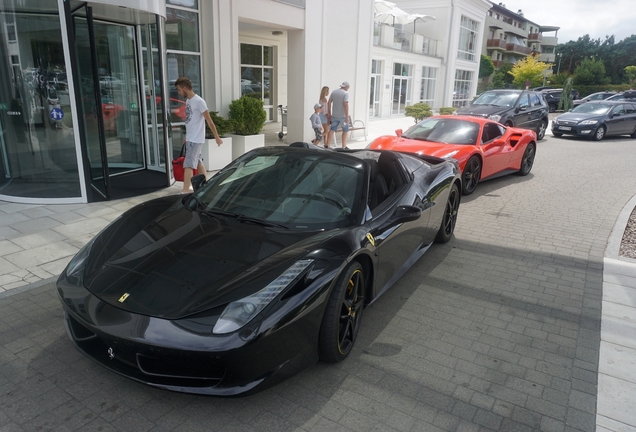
[
  {"x1": 631, "y1": 127, "x2": 636, "y2": 138},
  {"x1": 536, "y1": 120, "x2": 547, "y2": 140},
  {"x1": 461, "y1": 156, "x2": 481, "y2": 195},
  {"x1": 593, "y1": 125, "x2": 606, "y2": 141},
  {"x1": 319, "y1": 262, "x2": 365, "y2": 362},
  {"x1": 435, "y1": 183, "x2": 460, "y2": 243},
  {"x1": 518, "y1": 143, "x2": 536, "y2": 176},
  {"x1": 548, "y1": 103, "x2": 557, "y2": 113}
]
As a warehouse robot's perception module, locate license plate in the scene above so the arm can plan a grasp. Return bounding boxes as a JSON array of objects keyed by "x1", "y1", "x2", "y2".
[{"x1": 558, "y1": 126, "x2": 571, "y2": 131}]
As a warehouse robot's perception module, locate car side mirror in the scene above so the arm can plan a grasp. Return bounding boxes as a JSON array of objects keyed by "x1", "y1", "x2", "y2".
[
  {"x1": 191, "y1": 174, "x2": 207, "y2": 191},
  {"x1": 395, "y1": 129, "x2": 403, "y2": 137},
  {"x1": 377, "y1": 205, "x2": 422, "y2": 232}
]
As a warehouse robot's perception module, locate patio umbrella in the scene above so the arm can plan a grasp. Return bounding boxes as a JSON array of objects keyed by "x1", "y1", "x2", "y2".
[
  {"x1": 375, "y1": 6, "x2": 412, "y2": 26},
  {"x1": 374, "y1": 0, "x2": 396, "y2": 14},
  {"x1": 409, "y1": 13, "x2": 436, "y2": 32}
]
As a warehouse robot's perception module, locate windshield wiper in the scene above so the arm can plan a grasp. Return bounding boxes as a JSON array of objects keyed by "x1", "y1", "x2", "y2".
[
  {"x1": 203, "y1": 209, "x2": 288, "y2": 229},
  {"x1": 202, "y1": 208, "x2": 239, "y2": 218},
  {"x1": 236, "y1": 214, "x2": 289, "y2": 229}
]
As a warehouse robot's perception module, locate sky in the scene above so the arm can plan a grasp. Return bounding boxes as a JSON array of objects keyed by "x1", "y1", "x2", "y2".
[{"x1": 502, "y1": 0, "x2": 635, "y2": 44}]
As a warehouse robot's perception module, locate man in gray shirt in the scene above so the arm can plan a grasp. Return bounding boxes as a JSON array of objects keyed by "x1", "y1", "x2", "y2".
[{"x1": 326, "y1": 81, "x2": 350, "y2": 148}]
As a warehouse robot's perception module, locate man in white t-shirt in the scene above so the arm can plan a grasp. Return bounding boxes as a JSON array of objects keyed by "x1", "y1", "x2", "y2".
[{"x1": 174, "y1": 77, "x2": 223, "y2": 193}]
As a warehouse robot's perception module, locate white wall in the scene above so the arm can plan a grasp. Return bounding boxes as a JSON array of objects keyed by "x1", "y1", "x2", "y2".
[{"x1": 200, "y1": 0, "x2": 373, "y2": 144}]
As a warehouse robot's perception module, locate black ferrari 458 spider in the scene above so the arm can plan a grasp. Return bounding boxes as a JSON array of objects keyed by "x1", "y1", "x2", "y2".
[{"x1": 57, "y1": 145, "x2": 462, "y2": 396}]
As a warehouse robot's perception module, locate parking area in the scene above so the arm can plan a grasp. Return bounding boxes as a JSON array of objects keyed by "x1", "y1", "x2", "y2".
[{"x1": 2, "y1": 133, "x2": 636, "y2": 431}]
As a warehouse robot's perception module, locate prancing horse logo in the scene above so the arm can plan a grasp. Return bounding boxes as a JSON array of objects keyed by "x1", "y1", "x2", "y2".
[{"x1": 108, "y1": 347, "x2": 115, "y2": 360}]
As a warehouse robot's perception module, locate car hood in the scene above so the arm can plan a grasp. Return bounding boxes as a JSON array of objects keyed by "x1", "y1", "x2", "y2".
[
  {"x1": 455, "y1": 104, "x2": 508, "y2": 117},
  {"x1": 81, "y1": 198, "x2": 343, "y2": 319},
  {"x1": 370, "y1": 136, "x2": 474, "y2": 162},
  {"x1": 555, "y1": 112, "x2": 602, "y2": 122}
]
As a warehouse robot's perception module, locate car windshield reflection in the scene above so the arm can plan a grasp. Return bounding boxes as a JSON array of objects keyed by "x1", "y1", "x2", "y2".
[
  {"x1": 472, "y1": 91, "x2": 519, "y2": 107},
  {"x1": 403, "y1": 118, "x2": 480, "y2": 145},
  {"x1": 195, "y1": 152, "x2": 364, "y2": 229},
  {"x1": 571, "y1": 103, "x2": 612, "y2": 115}
]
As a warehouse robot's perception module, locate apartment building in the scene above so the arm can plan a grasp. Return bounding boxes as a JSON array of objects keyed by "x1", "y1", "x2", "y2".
[{"x1": 483, "y1": 2, "x2": 559, "y2": 70}]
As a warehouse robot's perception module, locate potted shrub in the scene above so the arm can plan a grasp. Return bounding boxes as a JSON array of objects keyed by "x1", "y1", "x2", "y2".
[
  {"x1": 404, "y1": 102, "x2": 433, "y2": 123},
  {"x1": 228, "y1": 95, "x2": 267, "y2": 159},
  {"x1": 201, "y1": 111, "x2": 233, "y2": 171},
  {"x1": 438, "y1": 107, "x2": 457, "y2": 115}
]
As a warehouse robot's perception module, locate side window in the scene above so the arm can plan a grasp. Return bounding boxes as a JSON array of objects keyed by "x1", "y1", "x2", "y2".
[
  {"x1": 529, "y1": 93, "x2": 543, "y2": 107},
  {"x1": 518, "y1": 94, "x2": 529, "y2": 109},
  {"x1": 625, "y1": 104, "x2": 635, "y2": 114},
  {"x1": 481, "y1": 122, "x2": 504, "y2": 143},
  {"x1": 613, "y1": 104, "x2": 625, "y2": 115}
]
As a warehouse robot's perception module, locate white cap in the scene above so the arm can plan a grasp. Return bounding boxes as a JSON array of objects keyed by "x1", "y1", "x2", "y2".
[
  {"x1": 341, "y1": 81, "x2": 350, "y2": 88},
  {"x1": 314, "y1": 103, "x2": 322, "y2": 109}
]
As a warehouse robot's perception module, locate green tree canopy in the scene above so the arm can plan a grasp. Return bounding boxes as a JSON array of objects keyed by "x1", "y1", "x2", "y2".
[
  {"x1": 492, "y1": 62, "x2": 514, "y2": 88},
  {"x1": 573, "y1": 57, "x2": 611, "y2": 85},
  {"x1": 625, "y1": 66, "x2": 636, "y2": 87},
  {"x1": 509, "y1": 54, "x2": 552, "y2": 88},
  {"x1": 479, "y1": 55, "x2": 495, "y2": 79}
]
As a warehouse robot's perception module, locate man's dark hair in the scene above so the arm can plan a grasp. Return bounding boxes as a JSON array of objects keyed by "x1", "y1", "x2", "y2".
[{"x1": 174, "y1": 77, "x2": 192, "y2": 90}]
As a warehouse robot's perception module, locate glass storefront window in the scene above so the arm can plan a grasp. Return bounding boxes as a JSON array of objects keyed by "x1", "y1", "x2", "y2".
[
  {"x1": 240, "y1": 44, "x2": 275, "y2": 121},
  {"x1": 0, "y1": 1, "x2": 81, "y2": 199},
  {"x1": 166, "y1": 7, "x2": 199, "y2": 52},
  {"x1": 167, "y1": 0, "x2": 199, "y2": 9}
]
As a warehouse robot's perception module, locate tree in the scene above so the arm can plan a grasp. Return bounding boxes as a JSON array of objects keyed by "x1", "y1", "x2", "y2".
[
  {"x1": 625, "y1": 66, "x2": 636, "y2": 88},
  {"x1": 559, "y1": 77, "x2": 574, "y2": 112},
  {"x1": 573, "y1": 57, "x2": 611, "y2": 85},
  {"x1": 509, "y1": 54, "x2": 552, "y2": 88},
  {"x1": 492, "y1": 62, "x2": 514, "y2": 88},
  {"x1": 479, "y1": 55, "x2": 495, "y2": 79}
]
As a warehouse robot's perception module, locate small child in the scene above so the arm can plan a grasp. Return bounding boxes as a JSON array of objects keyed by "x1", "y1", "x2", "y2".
[{"x1": 309, "y1": 103, "x2": 323, "y2": 146}]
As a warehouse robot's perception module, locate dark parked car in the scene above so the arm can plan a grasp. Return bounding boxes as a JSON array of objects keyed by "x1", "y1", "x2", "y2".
[
  {"x1": 454, "y1": 89, "x2": 549, "y2": 139},
  {"x1": 551, "y1": 100, "x2": 636, "y2": 140},
  {"x1": 542, "y1": 88, "x2": 580, "y2": 112},
  {"x1": 57, "y1": 145, "x2": 462, "y2": 395},
  {"x1": 605, "y1": 90, "x2": 636, "y2": 102},
  {"x1": 572, "y1": 91, "x2": 618, "y2": 108}
]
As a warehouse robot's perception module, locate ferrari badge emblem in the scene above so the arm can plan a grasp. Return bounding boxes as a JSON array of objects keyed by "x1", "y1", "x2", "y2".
[
  {"x1": 366, "y1": 233, "x2": 376, "y2": 247},
  {"x1": 108, "y1": 347, "x2": 115, "y2": 360},
  {"x1": 118, "y1": 293, "x2": 130, "y2": 303}
]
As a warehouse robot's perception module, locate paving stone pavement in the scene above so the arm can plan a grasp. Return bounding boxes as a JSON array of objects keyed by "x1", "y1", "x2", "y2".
[{"x1": 1, "y1": 124, "x2": 636, "y2": 431}]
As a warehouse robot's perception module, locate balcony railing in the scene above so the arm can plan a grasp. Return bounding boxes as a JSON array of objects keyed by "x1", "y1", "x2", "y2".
[
  {"x1": 374, "y1": 23, "x2": 440, "y2": 57},
  {"x1": 528, "y1": 33, "x2": 542, "y2": 41},
  {"x1": 492, "y1": 60, "x2": 504, "y2": 68},
  {"x1": 487, "y1": 39, "x2": 507, "y2": 49},
  {"x1": 505, "y1": 43, "x2": 532, "y2": 55}
]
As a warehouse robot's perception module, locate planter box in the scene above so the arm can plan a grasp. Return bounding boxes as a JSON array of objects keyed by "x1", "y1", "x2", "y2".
[
  {"x1": 230, "y1": 134, "x2": 265, "y2": 160},
  {"x1": 201, "y1": 136, "x2": 232, "y2": 171}
]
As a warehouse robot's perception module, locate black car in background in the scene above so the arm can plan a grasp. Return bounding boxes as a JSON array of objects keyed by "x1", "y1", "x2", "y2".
[
  {"x1": 542, "y1": 88, "x2": 580, "y2": 112},
  {"x1": 572, "y1": 91, "x2": 617, "y2": 108},
  {"x1": 551, "y1": 100, "x2": 636, "y2": 140},
  {"x1": 454, "y1": 89, "x2": 549, "y2": 139}
]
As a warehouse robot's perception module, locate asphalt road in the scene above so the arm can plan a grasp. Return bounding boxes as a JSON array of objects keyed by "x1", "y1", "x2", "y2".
[{"x1": 2, "y1": 133, "x2": 636, "y2": 431}]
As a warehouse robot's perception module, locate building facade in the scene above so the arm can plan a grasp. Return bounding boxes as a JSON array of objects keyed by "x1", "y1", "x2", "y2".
[
  {"x1": 0, "y1": 0, "x2": 373, "y2": 204},
  {"x1": 482, "y1": 3, "x2": 559, "y2": 70},
  {"x1": 370, "y1": 0, "x2": 492, "y2": 114}
]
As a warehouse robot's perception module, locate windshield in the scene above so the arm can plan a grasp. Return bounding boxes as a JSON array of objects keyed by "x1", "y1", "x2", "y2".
[
  {"x1": 571, "y1": 103, "x2": 612, "y2": 115},
  {"x1": 194, "y1": 151, "x2": 364, "y2": 229},
  {"x1": 472, "y1": 91, "x2": 519, "y2": 107},
  {"x1": 403, "y1": 118, "x2": 480, "y2": 145}
]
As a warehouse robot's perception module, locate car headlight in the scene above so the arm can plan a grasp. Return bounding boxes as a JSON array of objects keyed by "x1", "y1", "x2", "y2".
[
  {"x1": 488, "y1": 114, "x2": 502, "y2": 122},
  {"x1": 579, "y1": 120, "x2": 598, "y2": 125},
  {"x1": 64, "y1": 237, "x2": 95, "y2": 284},
  {"x1": 213, "y1": 259, "x2": 314, "y2": 334}
]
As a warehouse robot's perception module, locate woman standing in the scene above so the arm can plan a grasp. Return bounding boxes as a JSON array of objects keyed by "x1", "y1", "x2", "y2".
[{"x1": 319, "y1": 86, "x2": 329, "y2": 145}]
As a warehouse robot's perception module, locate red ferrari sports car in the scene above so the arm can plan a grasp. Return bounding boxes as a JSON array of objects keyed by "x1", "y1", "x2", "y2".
[{"x1": 368, "y1": 115, "x2": 537, "y2": 195}]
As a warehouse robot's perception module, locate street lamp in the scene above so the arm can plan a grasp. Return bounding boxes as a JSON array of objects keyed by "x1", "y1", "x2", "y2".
[{"x1": 556, "y1": 52, "x2": 563, "y2": 75}]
